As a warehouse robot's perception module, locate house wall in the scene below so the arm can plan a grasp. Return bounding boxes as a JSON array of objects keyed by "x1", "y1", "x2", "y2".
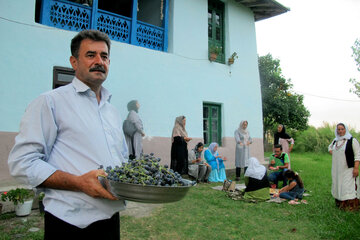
[{"x1": 0, "y1": 0, "x2": 264, "y2": 184}]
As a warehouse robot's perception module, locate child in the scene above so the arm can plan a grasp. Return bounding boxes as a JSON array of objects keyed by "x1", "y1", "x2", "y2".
[{"x1": 275, "y1": 170, "x2": 304, "y2": 201}]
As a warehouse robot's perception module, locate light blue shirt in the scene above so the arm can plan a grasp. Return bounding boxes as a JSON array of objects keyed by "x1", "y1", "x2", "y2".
[{"x1": 8, "y1": 78, "x2": 128, "y2": 228}]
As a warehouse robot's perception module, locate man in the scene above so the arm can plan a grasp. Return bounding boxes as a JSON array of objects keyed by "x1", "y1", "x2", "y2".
[
  {"x1": 268, "y1": 144, "x2": 289, "y2": 188},
  {"x1": 8, "y1": 30, "x2": 128, "y2": 239}
]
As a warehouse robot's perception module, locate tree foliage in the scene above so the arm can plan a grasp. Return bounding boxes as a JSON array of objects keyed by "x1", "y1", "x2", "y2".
[
  {"x1": 258, "y1": 54, "x2": 310, "y2": 142},
  {"x1": 349, "y1": 38, "x2": 360, "y2": 97}
]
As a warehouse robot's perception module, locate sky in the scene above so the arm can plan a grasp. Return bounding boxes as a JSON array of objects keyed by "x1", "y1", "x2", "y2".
[{"x1": 255, "y1": 0, "x2": 360, "y2": 131}]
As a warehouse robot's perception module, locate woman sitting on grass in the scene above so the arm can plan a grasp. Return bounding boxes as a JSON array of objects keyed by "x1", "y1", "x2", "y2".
[
  {"x1": 275, "y1": 170, "x2": 304, "y2": 202},
  {"x1": 204, "y1": 142, "x2": 227, "y2": 182},
  {"x1": 243, "y1": 157, "x2": 270, "y2": 201}
]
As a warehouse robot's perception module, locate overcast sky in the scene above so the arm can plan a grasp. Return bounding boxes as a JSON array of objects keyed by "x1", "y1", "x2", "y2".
[{"x1": 255, "y1": 0, "x2": 360, "y2": 130}]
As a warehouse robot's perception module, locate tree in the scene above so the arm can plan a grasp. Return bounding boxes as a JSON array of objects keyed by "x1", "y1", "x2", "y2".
[
  {"x1": 349, "y1": 38, "x2": 360, "y2": 97},
  {"x1": 258, "y1": 54, "x2": 310, "y2": 146}
]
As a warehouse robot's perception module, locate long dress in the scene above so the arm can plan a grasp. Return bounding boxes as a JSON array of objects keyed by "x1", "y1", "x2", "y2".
[
  {"x1": 171, "y1": 136, "x2": 188, "y2": 175},
  {"x1": 234, "y1": 130, "x2": 252, "y2": 168},
  {"x1": 329, "y1": 138, "x2": 360, "y2": 205},
  {"x1": 204, "y1": 149, "x2": 226, "y2": 182},
  {"x1": 278, "y1": 138, "x2": 294, "y2": 169},
  {"x1": 124, "y1": 110, "x2": 144, "y2": 159}
]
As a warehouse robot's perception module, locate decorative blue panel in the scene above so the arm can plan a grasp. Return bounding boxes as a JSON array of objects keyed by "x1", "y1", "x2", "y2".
[
  {"x1": 96, "y1": 11, "x2": 131, "y2": 43},
  {"x1": 40, "y1": 0, "x2": 168, "y2": 52},
  {"x1": 136, "y1": 22, "x2": 164, "y2": 51},
  {"x1": 48, "y1": 1, "x2": 91, "y2": 31}
]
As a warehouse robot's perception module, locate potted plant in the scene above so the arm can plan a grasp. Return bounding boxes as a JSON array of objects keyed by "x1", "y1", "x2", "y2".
[
  {"x1": 1, "y1": 188, "x2": 35, "y2": 216},
  {"x1": 209, "y1": 45, "x2": 222, "y2": 61},
  {"x1": 38, "y1": 192, "x2": 45, "y2": 214},
  {"x1": 228, "y1": 52, "x2": 238, "y2": 65}
]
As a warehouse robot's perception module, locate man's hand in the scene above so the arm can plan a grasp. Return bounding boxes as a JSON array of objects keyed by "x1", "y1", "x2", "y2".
[
  {"x1": 40, "y1": 169, "x2": 117, "y2": 200},
  {"x1": 77, "y1": 169, "x2": 117, "y2": 200}
]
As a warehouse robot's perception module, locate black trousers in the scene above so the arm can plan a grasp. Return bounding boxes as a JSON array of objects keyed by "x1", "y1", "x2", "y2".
[{"x1": 44, "y1": 211, "x2": 120, "y2": 240}]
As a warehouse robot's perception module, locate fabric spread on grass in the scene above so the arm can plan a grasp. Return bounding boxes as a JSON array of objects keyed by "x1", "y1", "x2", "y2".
[{"x1": 211, "y1": 183, "x2": 246, "y2": 191}]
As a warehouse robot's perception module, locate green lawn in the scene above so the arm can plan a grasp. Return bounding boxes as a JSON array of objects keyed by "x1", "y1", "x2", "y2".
[
  {"x1": 120, "y1": 152, "x2": 360, "y2": 240},
  {"x1": 1, "y1": 152, "x2": 360, "y2": 240}
]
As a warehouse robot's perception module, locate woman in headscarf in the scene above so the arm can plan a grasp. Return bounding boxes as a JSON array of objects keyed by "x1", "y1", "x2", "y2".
[
  {"x1": 188, "y1": 142, "x2": 211, "y2": 183},
  {"x1": 234, "y1": 120, "x2": 252, "y2": 181},
  {"x1": 243, "y1": 157, "x2": 270, "y2": 201},
  {"x1": 328, "y1": 123, "x2": 360, "y2": 211},
  {"x1": 204, "y1": 142, "x2": 227, "y2": 182},
  {"x1": 170, "y1": 116, "x2": 192, "y2": 175},
  {"x1": 274, "y1": 124, "x2": 294, "y2": 169},
  {"x1": 124, "y1": 100, "x2": 145, "y2": 159}
]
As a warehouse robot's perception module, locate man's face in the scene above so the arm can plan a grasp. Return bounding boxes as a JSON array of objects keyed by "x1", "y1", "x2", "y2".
[
  {"x1": 70, "y1": 39, "x2": 110, "y2": 89},
  {"x1": 274, "y1": 147, "x2": 282, "y2": 157}
]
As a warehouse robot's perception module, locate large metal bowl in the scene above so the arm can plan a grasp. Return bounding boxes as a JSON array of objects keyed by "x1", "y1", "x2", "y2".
[{"x1": 99, "y1": 177, "x2": 194, "y2": 203}]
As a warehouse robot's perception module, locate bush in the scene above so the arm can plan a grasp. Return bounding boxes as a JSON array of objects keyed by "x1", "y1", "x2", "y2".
[{"x1": 293, "y1": 122, "x2": 360, "y2": 153}]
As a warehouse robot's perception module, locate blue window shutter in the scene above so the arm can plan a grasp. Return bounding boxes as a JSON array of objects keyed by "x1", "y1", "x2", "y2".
[
  {"x1": 130, "y1": 0, "x2": 138, "y2": 46},
  {"x1": 163, "y1": 0, "x2": 169, "y2": 52}
]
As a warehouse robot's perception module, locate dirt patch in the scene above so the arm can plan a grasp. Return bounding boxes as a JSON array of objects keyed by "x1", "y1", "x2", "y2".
[{"x1": 120, "y1": 201, "x2": 163, "y2": 218}]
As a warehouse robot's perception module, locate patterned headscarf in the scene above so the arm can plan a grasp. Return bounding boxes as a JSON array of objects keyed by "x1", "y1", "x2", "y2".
[
  {"x1": 171, "y1": 116, "x2": 188, "y2": 140},
  {"x1": 194, "y1": 142, "x2": 204, "y2": 159},
  {"x1": 238, "y1": 120, "x2": 250, "y2": 142}
]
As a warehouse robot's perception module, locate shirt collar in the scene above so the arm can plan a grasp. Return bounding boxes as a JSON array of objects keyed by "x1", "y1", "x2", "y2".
[{"x1": 72, "y1": 77, "x2": 112, "y2": 103}]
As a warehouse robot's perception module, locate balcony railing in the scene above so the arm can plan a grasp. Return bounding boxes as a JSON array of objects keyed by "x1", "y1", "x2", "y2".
[{"x1": 39, "y1": 0, "x2": 168, "y2": 51}]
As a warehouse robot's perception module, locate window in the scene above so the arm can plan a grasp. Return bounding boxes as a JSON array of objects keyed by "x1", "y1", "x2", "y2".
[
  {"x1": 203, "y1": 103, "x2": 222, "y2": 146},
  {"x1": 36, "y1": 0, "x2": 169, "y2": 52},
  {"x1": 53, "y1": 66, "x2": 75, "y2": 89},
  {"x1": 208, "y1": 0, "x2": 224, "y2": 63}
]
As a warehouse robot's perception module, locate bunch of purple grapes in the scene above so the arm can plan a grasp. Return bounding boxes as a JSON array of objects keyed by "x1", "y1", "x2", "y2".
[{"x1": 100, "y1": 153, "x2": 194, "y2": 187}]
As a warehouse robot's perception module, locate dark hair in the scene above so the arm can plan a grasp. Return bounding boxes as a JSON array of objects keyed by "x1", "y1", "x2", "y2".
[
  {"x1": 284, "y1": 170, "x2": 304, "y2": 188},
  {"x1": 195, "y1": 142, "x2": 204, "y2": 150},
  {"x1": 71, "y1": 30, "x2": 111, "y2": 58},
  {"x1": 337, "y1": 123, "x2": 345, "y2": 128},
  {"x1": 274, "y1": 144, "x2": 282, "y2": 150}
]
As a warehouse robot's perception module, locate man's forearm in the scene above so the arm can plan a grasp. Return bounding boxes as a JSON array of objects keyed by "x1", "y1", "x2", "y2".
[{"x1": 39, "y1": 170, "x2": 82, "y2": 191}]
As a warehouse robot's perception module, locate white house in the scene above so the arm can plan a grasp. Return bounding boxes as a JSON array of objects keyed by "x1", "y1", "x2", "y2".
[{"x1": 0, "y1": 0, "x2": 288, "y2": 183}]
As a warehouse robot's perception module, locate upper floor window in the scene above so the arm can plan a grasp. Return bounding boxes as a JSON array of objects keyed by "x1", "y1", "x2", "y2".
[
  {"x1": 53, "y1": 66, "x2": 74, "y2": 89},
  {"x1": 208, "y1": 0, "x2": 224, "y2": 63},
  {"x1": 203, "y1": 102, "x2": 222, "y2": 146},
  {"x1": 36, "y1": 0, "x2": 169, "y2": 52}
]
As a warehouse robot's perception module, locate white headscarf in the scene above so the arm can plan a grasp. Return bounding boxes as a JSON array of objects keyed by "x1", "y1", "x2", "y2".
[
  {"x1": 244, "y1": 157, "x2": 266, "y2": 180},
  {"x1": 238, "y1": 120, "x2": 250, "y2": 142},
  {"x1": 334, "y1": 123, "x2": 352, "y2": 141}
]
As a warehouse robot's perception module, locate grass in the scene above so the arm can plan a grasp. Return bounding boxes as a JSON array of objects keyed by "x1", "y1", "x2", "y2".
[
  {"x1": 120, "y1": 152, "x2": 360, "y2": 240},
  {"x1": 1, "y1": 152, "x2": 360, "y2": 239}
]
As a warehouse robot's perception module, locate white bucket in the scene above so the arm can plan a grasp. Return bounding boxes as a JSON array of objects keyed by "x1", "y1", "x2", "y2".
[{"x1": 15, "y1": 199, "x2": 33, "y2": 217}]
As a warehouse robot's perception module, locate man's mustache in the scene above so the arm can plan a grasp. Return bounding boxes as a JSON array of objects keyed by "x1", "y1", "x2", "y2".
[{"x1": 89, "y1": 66, "x2": 106, "y2": 73}]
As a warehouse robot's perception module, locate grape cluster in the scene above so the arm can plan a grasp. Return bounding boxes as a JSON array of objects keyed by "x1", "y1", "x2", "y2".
[{"x1": 100, "y1": 153, "x2": 195, "y2": 187}]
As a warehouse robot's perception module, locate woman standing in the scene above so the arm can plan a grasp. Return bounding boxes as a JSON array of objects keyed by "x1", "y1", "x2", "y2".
[
  {"x1": 234, "y1": 120, "x2": 252, "y2": 181},
  {"x1": 171, "y1": 116, "x2": 192, "y2": 175},
  {"x1": 328, "y1": 123, "x2": 360, "y2": 211},
  {"x1": 274, "y1": 124, "x2": 294, "y2": 169},
  {"x1": 124, "y1": 100, "x2": 145, "y2": 159},
  {"x1": 204, "y1": 142, "x2": 227, "y2": 182},
  {"x1": 188, "y1": 142, "x2": 211, "y2": 183}
]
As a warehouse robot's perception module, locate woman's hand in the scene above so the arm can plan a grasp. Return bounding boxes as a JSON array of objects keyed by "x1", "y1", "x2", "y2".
[
  {"x1": 184, "y1": 137, "x2": 192, "y2": 142},
  {"x1": 329, "y1": 150, "x2": 333, "y2": 155},
  {"x1": 353, "y1": 168, "x2": 359, "y2": 178}
]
